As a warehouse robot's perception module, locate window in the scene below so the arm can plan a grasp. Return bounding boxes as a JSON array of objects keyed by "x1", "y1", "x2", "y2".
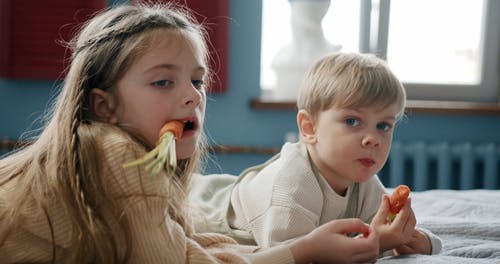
[{"x1": 260, "y1": 0, "x2": 500, "y2": 103}]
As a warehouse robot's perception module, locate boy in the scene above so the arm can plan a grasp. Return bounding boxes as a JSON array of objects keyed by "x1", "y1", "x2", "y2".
[{"x1": 192, "y1": 53, "x2": 441, "y2": 256}]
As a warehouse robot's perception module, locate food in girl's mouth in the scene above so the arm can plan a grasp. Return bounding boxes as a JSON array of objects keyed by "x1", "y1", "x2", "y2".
[{"x1": 123, "y1": 120, "x2": 184, "y2": 176}]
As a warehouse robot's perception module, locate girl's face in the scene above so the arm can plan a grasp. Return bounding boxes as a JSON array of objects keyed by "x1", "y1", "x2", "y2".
[
  {"x1": 305, "y1": 104, "x2": 398, "y2": 194},
  {"x1": 111, "y1": 31, "x2": 206, "y2": 159}
]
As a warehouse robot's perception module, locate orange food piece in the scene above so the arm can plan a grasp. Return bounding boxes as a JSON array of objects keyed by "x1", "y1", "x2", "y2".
[
  {"x1": 159, "y1": 120, "x2": 184, "y2": 140},
  {"x1": 122, "y1": 120, "x2": 184, "y2": 173},
  {"x1": 389, "y1": 185, "x2": 410, "y2": 214}
]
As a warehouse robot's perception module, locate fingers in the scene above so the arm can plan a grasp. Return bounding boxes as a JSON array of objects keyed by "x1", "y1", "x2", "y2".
[
  {"x1": 393, "y1": 198, "x2": 410, "y2": 224},
  {"x1": 371, "y1": 194, "x2": 390, "y2": 226},
  {"x1": 390, "y1": 198, "x2": 417, "y2": 246},
  {"x1": 310, "y1": 220, "x2": 380, "y2": 264},
  {"x1": 350, "y1": 228, "x2": 380, "y2": 262},
  {"x1": 329, "y1": 218, "x2": 371, "y2": 236},
  {"x1": 393, "y1": 198, "x2": 416, "y2": 231}
]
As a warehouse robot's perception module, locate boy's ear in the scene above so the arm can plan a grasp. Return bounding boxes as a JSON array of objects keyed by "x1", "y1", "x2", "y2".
[
  {"x1": 297, "y1": 110, "x2": 317, "y2": 144},
  {"x1": 89, "y1": 88, "x2": 118, "y2": 124}
]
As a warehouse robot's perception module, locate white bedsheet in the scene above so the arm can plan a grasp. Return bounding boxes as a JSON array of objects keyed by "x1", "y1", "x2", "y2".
[{"x1": 379, "y1": 189, "x2": 500, "y2": 263}]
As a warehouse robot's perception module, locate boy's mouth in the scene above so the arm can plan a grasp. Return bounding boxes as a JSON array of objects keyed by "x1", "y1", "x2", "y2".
[{"x1": 359, "y1": 158, "x2": 375, "y2": 168}]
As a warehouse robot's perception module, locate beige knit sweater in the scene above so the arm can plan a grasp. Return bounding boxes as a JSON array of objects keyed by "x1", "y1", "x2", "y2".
[{"x1": 0, "y1": 128, "x2": 294, "y2": 263}]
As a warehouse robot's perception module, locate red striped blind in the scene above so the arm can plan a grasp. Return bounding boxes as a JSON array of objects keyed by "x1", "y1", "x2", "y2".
[
  {"x1": 0, "y1": 0, "x2": 106, "y2": 80},
  {"x1": 1, "y1": 0, "x2": 228, "y2": 93}
]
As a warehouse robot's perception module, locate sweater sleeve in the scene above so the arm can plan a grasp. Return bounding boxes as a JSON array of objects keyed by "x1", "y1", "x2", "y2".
[
  {"x1": 122, "y1": 194, "x2": 257, "y2": 264},
  {"x1": 251, "y1": 204, "x2": 318, "y2": 247},
  {"x1": 122, "y1": 193, "x2": 295, "y2": 264},
  {"x1": 103, "y1": 133, "x2": 295, "y2": 264},
  {"x1": 417, "y1": 227, "x2": 442, "y2": 255},
  {"x1": 231, "y1": 142, "x2": 323, "y2": 248}
]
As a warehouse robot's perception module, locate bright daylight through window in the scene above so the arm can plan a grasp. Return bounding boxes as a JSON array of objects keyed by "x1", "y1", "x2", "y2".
[{"x1": 260, "y1": 0, "x2": 500, "y2": 102}]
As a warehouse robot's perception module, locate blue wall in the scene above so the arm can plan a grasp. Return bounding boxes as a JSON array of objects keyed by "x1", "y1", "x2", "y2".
[{"x1": 1, "y1": 0, "x2": 500, "y2": 176}]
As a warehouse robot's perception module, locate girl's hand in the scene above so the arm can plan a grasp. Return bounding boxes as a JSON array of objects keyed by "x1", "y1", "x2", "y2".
[
  {"x1": 290, "y1": 218, "x2": 379, "y2": 264},
  {"x1": 371, "y1": 195, "x2": 416, "y2": 253}
]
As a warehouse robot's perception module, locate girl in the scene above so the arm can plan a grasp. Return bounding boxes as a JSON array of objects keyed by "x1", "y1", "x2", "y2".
[{"x1": 0, "y1": 3, "x2": 379, "y2": 263}]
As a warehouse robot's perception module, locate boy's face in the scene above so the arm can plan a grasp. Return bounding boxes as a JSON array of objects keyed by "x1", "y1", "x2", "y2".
[
  {"x1": 306, "y1": 104, "x2": 399, "y2": 192},
  {"x1": 111, "y1": 32, "x2": 206, "y2": 159}
]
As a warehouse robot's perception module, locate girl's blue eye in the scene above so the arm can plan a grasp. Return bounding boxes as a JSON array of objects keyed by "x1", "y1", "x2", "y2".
[
  {"x1": 345, "y1": 118, "x2": 360, "y2": 126},
  {"x1": 152, "y1": 80, "x2": 171, "y2": 88},
  {"x1": 376, "y1": 122, "x2": 392, "y2": 131},
  {"x1": 192, "y1": 80, "x2": 204, "y2": 89}
]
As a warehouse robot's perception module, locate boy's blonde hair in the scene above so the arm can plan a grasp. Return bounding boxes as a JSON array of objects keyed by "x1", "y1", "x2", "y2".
[
  {"x1": 297, "y1": 52, "x2": 406, "y2": 117},
  {"x1": 0, "y1": 3, "x2": 209, "y2": 263}
]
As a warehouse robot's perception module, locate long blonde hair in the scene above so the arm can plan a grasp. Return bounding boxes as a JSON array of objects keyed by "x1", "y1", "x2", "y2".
[
  {"x1": 0, "y1": 3, "x2": 209, "y2": 263},
  {"x1": 297, "y1": 52, "x2": 406, "y2": 118}
]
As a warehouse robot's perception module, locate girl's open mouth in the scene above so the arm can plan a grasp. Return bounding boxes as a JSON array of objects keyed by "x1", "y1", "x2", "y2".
[
  {"x1": 179, "y1": 119, "x2": 198, "y2": 138},
  {"x1": 183, "y1": 120, "x2": 196, "y2": 131}
]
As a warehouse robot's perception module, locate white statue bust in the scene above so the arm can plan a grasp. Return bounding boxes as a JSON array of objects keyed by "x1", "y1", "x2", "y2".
[{"x1": 271, "y1": 0, "x2": 341, "y2": 100}]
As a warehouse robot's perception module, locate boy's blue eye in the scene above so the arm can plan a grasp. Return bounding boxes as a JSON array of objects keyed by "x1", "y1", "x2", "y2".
[
  {"x1": 152, "y1": 80, "x2": 171, "y2": 87},
  {"x1": 376, "y1": 122, "x2": 392, "y2": 131},
  {"x1": 192, "y1": 80, "x2": 204, "y2": 89},
  {"x1": 345, "y1": 118, "x2": 360, "y2": 126}
]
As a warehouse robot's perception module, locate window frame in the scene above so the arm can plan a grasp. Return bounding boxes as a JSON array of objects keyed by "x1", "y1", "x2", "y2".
[
  {"x1": 260, "y1": 0, "x2": 500, "y2": 103},
  {"x1": 360, "y1": 0, "x2": 500, "y2": 103}
]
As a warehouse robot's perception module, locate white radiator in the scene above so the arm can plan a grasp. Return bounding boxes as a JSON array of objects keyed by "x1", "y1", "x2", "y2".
[{"x1": 380, "y1": 141, "x2": 499, "y2": 191}]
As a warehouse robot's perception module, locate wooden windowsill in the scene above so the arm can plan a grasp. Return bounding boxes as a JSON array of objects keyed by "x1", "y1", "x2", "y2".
[{"x1": 250, "y1": 98, "x2": 500, "y2": 115}]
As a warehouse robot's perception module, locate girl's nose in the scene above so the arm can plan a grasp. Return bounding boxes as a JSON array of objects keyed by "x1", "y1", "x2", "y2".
[
  {"x1": 362, "y1": 134, "x2": 380, "y2": 148},
  {"x1": 183, "y1": 84, "x2": 202, "y2": 107}
]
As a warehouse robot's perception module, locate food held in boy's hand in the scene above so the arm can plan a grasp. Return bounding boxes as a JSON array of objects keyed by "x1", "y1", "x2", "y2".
[
  {"x1": 387, "y1": 185, "x2": 410, "y2": 222},
  {"x1": 123, "y1": 120, "x2": 184, "y2": 175}
]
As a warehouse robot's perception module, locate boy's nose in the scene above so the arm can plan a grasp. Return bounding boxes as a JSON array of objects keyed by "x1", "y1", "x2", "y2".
[{"x1": 362, "y1": 134, "x2": 380, "y2": 148}]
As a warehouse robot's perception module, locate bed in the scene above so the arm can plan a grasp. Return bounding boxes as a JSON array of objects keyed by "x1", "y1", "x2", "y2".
[{"x1": 379, "y1": 189, "x2": 500, "y2": 263}]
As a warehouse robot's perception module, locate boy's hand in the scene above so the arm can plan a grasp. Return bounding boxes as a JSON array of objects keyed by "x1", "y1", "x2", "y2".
[
  {"x1": 371, "y1": 195, "x2": 416, "y2": 253},
  {"x1": 290, "y1": 218, "x2": 379, "y2": 264},
  {"x1": 393, "y1": 229, "x2": 432, "y2": 255}
]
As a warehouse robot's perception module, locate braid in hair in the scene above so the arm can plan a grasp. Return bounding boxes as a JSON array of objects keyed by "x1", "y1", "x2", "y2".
[{"x1": 67, "y1": 86, "x2": 100, "y2": 260}]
